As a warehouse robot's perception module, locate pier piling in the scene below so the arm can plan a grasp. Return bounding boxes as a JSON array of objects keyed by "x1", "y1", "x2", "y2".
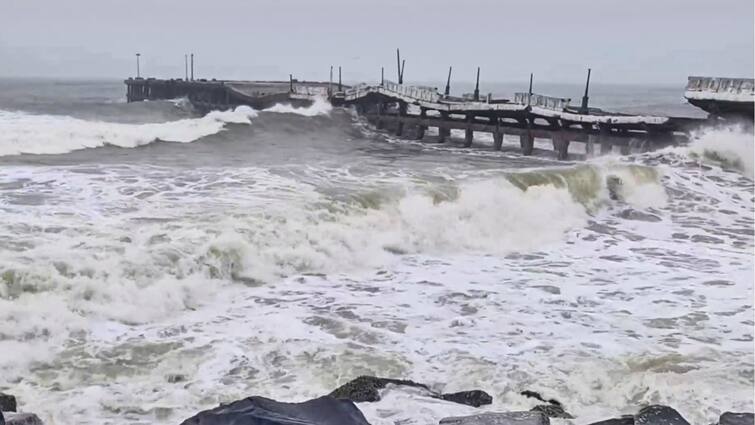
[{"x1": 464, "y1": 113, "x2": 474, "y2": 147}]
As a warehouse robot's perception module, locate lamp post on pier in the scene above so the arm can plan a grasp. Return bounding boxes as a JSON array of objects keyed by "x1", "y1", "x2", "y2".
[{"x1": 135, "y1": 53, "x2": 141, "y2": 78}]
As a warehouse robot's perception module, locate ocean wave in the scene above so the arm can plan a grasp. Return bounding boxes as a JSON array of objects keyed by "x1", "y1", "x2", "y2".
[
  {"x1": 263, "y1": 97, "x2": 333, "y2": 116},
  {"x1": 685, "y1": 125, "x2": 754, "y2": 179},
  {"x1": 0, "y1": 106, "x2": 258, "y2": 156},
  {"x1": 0, "y1": 163, "x2": 662, "y2": 337}
]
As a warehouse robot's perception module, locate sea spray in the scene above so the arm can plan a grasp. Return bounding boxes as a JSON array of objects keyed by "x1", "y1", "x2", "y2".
[
  {"x1": 686, "y1": 125, "x2": 754, "y2": 179},
  {"x1": 0, "y1": 105, "x2": 258, "y2": 156},
  {"x1": 263, "y1": 97, "x2": 333, "y2": 117}
]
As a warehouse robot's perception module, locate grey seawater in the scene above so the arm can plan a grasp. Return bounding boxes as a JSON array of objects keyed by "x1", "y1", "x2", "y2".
[{"x1": 0, "y1": 79, "x2": 751, "y2": 425}]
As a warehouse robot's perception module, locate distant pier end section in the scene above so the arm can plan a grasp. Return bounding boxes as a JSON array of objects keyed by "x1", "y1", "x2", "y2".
[{"x1": 685, "y1": 76, "x2": 754, "y2": 120}]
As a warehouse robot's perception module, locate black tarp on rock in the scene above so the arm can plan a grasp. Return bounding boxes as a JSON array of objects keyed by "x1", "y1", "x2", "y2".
[{"x1": 179, "y1": 395, "x2": 371, "y2": 425}]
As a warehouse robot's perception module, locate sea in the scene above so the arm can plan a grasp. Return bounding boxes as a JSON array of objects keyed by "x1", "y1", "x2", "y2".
[{"x1": 0, "y1": 78, "x2": 752, "y2": 425}]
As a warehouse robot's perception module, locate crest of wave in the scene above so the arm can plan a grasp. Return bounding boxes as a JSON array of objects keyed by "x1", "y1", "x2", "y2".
[
  {"x1": 0, "y1": 105, "x2": 258, "y2": 156},
  {"x1": 686, "y1": 125, "x2": 754, "y2": 179},
  {"x1": 263, "y1": 97, "x2": 332, "y2": 116}
]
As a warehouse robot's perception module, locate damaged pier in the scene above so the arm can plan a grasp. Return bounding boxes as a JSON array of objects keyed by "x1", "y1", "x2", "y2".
[{"x1": 125, "y1": 54, "x2": 751, "y2": 160}]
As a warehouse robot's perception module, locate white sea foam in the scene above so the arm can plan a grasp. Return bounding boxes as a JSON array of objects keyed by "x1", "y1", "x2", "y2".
[
  {"x1": 0, "y1": 106, "x2": 258, "y2": 156},
  {"x1": 0, "y1": 156, "x2": 751, "y2": 423},
  {"x1": 263, "y1": 97, "x2": 333, "y2": 116},
  {"x1": 686, "y1": 126, "x2": 754, "y2": 179}
]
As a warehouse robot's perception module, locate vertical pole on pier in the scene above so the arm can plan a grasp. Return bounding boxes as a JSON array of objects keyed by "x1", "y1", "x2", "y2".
[
  {"x1": 444, "y1": 66, "x2": 452, "y2": 98},
  {"x1": 400, "y1": 60, "x2": 405, "y2": 84},
  {"x1": 473, "y1": 67, "x2": 480, "y2": 101},
  {"x1": 396, "y1": 49, "x2": 401, "y2": 83},
  {"x1": 381, "y1": 67, "x2": 384, "y2": 86},
  {"x1": 580, "y1": 68, "x2": 591, "y2": 114},
  {"x1": 190, "y1": 54, "x2": 194, "y2": 81},
  {"x1": 136, "y1": 53, "x2": 141, "y2": 78},
  {"x1": 527, "y1": 73, "x2": 533, "y2": 106},
  {"x1": 184, "y1": 54, "x2": 188, "y2": 80},
  {"x1": 338, "y1": 66, "x2": 342, "y2": 91},
  {"x1": 329, "y1": 66, "x2": 333, "y2": 97},
  {"x1": 290, "y1": 74, "x2": 294, "y2": 93}
]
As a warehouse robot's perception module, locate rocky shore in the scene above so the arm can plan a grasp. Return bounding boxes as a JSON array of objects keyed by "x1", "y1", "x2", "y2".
[{"x1": 2, "y1": 378, "x2": 753, "y2": 425}]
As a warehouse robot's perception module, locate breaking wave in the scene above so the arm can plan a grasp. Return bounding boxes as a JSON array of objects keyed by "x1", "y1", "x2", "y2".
[
  {"x1": 263, "y1": 96, "x2": 333, "y2": 116},
  {"x1": 0, "y1": 106, "x2": 258, "y2": 156},
  {"x1": 683, "y1": 126, "x2": 754, "y2": 179},
  {"x1": 0, "y1": 163, "x2": 663, "y2": 369}
]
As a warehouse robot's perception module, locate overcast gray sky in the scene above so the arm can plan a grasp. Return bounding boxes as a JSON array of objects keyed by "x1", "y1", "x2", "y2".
[{"x1": 1, "y1": 0, "x2": 752, "y2": 84}]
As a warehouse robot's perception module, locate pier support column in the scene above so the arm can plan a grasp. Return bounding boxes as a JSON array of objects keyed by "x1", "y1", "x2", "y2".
[
  {"x1": 376, "y1": 103, "x2": 384, "y2": 130},
  {"x1": 464, "y1": 113, "x2": 474, "y2": 147},
  {"x1": 491, "y1": 117, "x2": 503, "y2": 150},
  {"x1": 396, "y1": 102, "x2": 407, "y2": 136},
  {"x1": 598, "y1": 124, "x2": 613, "y2": 155},
  {"x1": 493, "y1": 131, "x2": 503, "y2": 150},
  {"x1": 553, "y1": 133, "x2": 570, "y2": 160},
  {"x1": 586, "y1": 134, "x2": 596, "y2": 156},
  {"x1": 521, "y1": 119, "x2": 534, "y2": 155},
  {"x1": 416, "y1": 108, "x2": 427, "y2": 140},
  {"x1": 438, "y1": 111, "x2": 450, "y2": 143}
]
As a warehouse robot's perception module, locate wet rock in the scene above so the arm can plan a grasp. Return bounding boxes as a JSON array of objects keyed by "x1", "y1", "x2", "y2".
[
  {"x1": 635, "y1": 405, "x2": 690, "y2": 425},
  {"x1": 519, "y1": 390, "x2": 562, "y2": 407},
  {"x1": 0, "y1": 394, "x2": 16, "y2": 413},
  {"x1": 719, "y1": 412, "x2": 754, "y2": 425},
  {"x1": 329, "y1": 376, "x2": 429, "y2": 402},
  {"x1": 618, "y1": 209, "x2": 662, "y2": 222},
  {"x1": 2, "y1": 413, "x2": 44, "y2": 425},
  {"x1": 587, "y1": 416, "x2": 634, "y2": 425},
  {"x1": 330, "y1": 376, "x2": 492, "y2": 408},
  {"x1": 179, "y1": 395, "x2": 369, "y2": 425},
  {"x1": 440, "y1": 411, "x2": 549, "y2": 425},
  {"x1": 166, "y1": 373, "x2": 187, "y2": 383},
  {"x1": 607, "y1": 175, "x2": 623, "y2": 201},
  {"x1": 440, "y1": 390, "x2": 493, "y2": 408},
  {"x1": 531, "y1": 404, "x2": 574, "y2": 419}
]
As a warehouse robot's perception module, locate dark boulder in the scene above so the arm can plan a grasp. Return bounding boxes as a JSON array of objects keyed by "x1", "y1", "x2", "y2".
[
  {"x1": 441, "y1": 390, "x2": 493, "y2": 408},
  {"x1": 587, "y1": 416, "x2": 634, "y2": 425},
  {"x1": 0, "y1": 393, "x2": 16, "y2": 412},
  {"x1": 519, "y1": 390, "x2": 562, "y2": 407},
  {"x1": 531, "y1": 404, "x2": 573, "y2": 419},
  {"x1": 590, "y1": 415, "x2": 634, "y2": 425},
  {"x1": 329, "y1": 376, "x2": 429, "y2": 403},
  {"x1": 329, "y1": 376, "x2": 492, "y2": 408},
  {"x1": 720, "y1": 413, "x2": 755, "y2": 425},
  {"x1": 440, "y1": 411, "x2": 549, "y2": 425},
  {"x1": 519, "y1": 390, "x2": 571, "y2": 418},
  {"x1": 635, "y1": 405, "x2": 690, "y2": 425},
  {"x1": 179, "y1": 395, "x2": 370, "y2": 425},
  {"x1": 1, "y1": 413, "x2": 44, "y2": 425}
]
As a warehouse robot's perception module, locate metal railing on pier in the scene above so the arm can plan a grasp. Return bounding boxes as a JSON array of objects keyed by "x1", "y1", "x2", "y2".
[{"x1": 514, "y1": 93, "x2": 571, "y2": 111}]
